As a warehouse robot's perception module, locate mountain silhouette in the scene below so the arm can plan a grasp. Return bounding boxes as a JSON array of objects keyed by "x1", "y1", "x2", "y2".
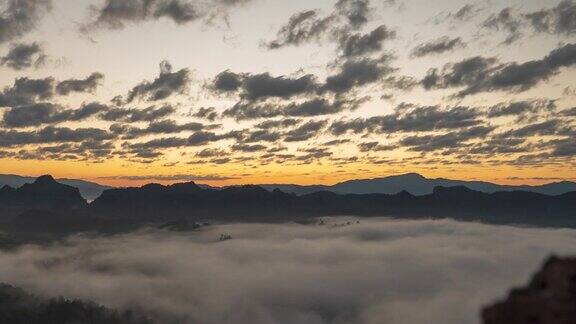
[
  {"x1": 259, "y1": 173, "x2": 576, "y2": 196},
  {"x1": 0, "y1": 175, "x2": 575, "y2": 240},
  {"x1": 0, "y1": 174, "x2": 111, "y2": 201},
  {"x1": 89, "y1": 180, "x2": 576, "y2": 228},
  {"x1": 0, "y1": 175, "x2": 87, "y2": 219}
]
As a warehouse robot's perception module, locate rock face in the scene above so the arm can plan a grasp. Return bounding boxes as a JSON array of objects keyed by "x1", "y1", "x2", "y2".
[{"x1": 483, "y1": 256, "x2": 576, "y2": 324}]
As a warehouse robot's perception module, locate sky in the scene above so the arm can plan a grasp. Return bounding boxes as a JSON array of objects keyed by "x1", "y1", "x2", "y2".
[
  {"x1": 1, "y1": 217, "x2": 576, "y2": 324},
  {"x1": 0, "y1": 0, "x2": 575, "y2": 187}
]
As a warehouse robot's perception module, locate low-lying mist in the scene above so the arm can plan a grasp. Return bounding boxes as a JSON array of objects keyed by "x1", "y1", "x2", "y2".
[{"x1": 1, "y1": 217, "x2": 575, "y2": 324}]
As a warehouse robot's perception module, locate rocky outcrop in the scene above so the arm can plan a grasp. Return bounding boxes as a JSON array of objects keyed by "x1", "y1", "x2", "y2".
[{"x1": 483, "y1": 256, "x2": 576, "y2": 324}]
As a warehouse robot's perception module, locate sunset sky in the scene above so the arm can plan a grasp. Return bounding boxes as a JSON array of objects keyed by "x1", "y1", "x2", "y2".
[{"x1": 0, "y1": 0, "x2": 575, "y2": 186}]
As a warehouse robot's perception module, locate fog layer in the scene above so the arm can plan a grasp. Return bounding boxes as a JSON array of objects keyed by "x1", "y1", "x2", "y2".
[{"x1": 1, "y1": 217, "x2": 575, "y2": 324}]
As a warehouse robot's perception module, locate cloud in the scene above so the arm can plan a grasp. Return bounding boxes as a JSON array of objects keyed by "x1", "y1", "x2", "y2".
[
  {"x1": 496, "y1": 119, "x2": 567, "y2": 139},
  {"x1": 101, "y1": 105, "x2": 176, "y2": 122},
  {"x1": 0, "y1": 0, "x2": 51, "y2": 44},
  {"x1": 265, "y1": 0, "x2": 372, "y2": 50},
  {"x1": 450, "y1": 4, "x2": 476, "y2": 21},
  {"x1": 525, "y1": 0, "x2": 576, "y2": 36},
  {"x1": 0, "y1": 42, "x2": 47, "y2": 70},
  {"x1": 482, "y1": 7, "x2": 523, "y2": 44},
  {"x1": 422, "y1": 43, "x2": 576, "y2": 97},
  {"x1": 0, "y1": 126, "x2": 114, "y2": 147},
  {"x1": 322, "y1": 55, "x2": 396, "y2": 94},
  {"x1": 0, "y1": 218, "x2": 574, "y2": 324},
  {"x1": 56, "y1": 72, "x2": 105, "y2": 96},
  {"x1": 265, "y1": 10, "x2": 337, "y2": 49},
  {"x1": 222, "y1": 98, "x2": 362, "y2": 121},
  {"x1": 329, "y1": 104, "x2": 482, "y2": 135},
  {"x1": 335, "y1": 0, "x2": 371, "y2": 29},
  {"x1": 399, "y1": 126, "x2": 494, "y2": 152},
  {"x1": 111, "y1": 119, "x2": 218, "y2": 139},
  {"x1": 358, "y1": 141, "x2": 397, "y2": 152},
  {"x1": 284, "y1": 119, "x2": 327, "y2": 142},
  {"x1": 231, "y1": 143, "x2": 267, "y2": 153},
  {"x1": 82, "y1": 0, "x2": 252, "y2": 32},
  {"x1": 212, "y1": 71, "x2": 318, "y2": 101},
  {"x1": 487, "y1": 99, "x2": 556, "y2": 121},
  {"x1": 338, "y1": 25, "x2": 396, "y2": 58},
  {"x1": 0, "y1": 77, "x2": 54, "y2": 107},
  {"x1": 125, "y1": 61, "x2": 190, "y2": 103},
  {"x1": 411, "y1": 37, "x2": 465, "y2": 58},
  {"x1": 190, "y1": 107, "x2": 218, "y2": 121}
]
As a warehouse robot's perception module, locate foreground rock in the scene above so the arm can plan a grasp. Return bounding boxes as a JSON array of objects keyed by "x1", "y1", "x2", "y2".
[{"x1": 483, "y1": 256, "x2": 576, "y2": 324}]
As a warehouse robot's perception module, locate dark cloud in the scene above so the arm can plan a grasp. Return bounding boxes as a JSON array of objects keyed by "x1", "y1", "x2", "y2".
[
  {"x1": 451, "y1": 4, "x2": 476, "y2": 21},
  {"x1": 2, "y1": 102, "x2": 60, "y2": 128},
  {"x1": 549, "y1": 137, "x2": 576, "y2": 157},
  {"x1": 421, "y1": 56, "x2": 496, "y2": 92},
  {"x1": 284, "y1": 120, "x2": 327, "y2": 142},
  {"x1": 22, "y1": 139, "x2": 116, "y2": 161},
  {"x1": 467, "y1": 137, "x2": 528, "y2": 155},
  {"x1": 266, "y1": 0, "x2": 372, "y2": 50},
  {"x1": 56, "y1": 73, "x2": 104, "y2": 96},
  {"x1": 0, "y1": 126, "x2": 113, "y2": 147},
  {"x1": 411, "y1": 37, "x2": 465, "y2": 58},
  {"x1": 497, "y1": 119, "x2": 567, "y2": 139},
  {"x1": 0, "y1": 77, "x2": 54, "y2": 107},
  {"x1": 222, "y1": 98, "x2": 362, "y2": 121},
  {"x1": 525, "y1": 0, "x2": 576, "y2": 36},
  {"x1": 358, "y1": 141, "x2": 397, "y2": 152},
  {"x1": 330, "y1": 105, "x2": 482, "y2": 135},
  {"x1": 211, "y1": 70, "x2": 243, "y2": 92},
  {"x1": 254, "y1": 118, "x2": 300, "y2": 130},
  {"x1": 423, "y1": 43, "x2": 576, "y2": 97},
  {"x1": 101, "y1": 105, "x2": 175, "y2": 122},
  {"x1": 0, "y1": 0, "x2": 51, "y2": 44},
  {"x1": 338, "y1": 25, "x2": 396, "y2": 58},
  {"x1": 82, "y1": 0, "x2": 251, "y2": 32},
  {"x1": 0, "y1": 42, "x2": 46, "y2": 70},
  {"x1": 126, "y1": 61, "x2": 190, "y2": 103},
  {"x1": 400, "y1": 126, "x2": 494, "y2": 152},
  {"x1": 111, "y1": 119, "x2": 217, "y2": 139},
  {"x1": 126, "y1": 131, "x2": 222, "y2": 152},
  {"x1": 265, "y1": 10, "x2": 338, "y2": 49},
  {"x1": 187, "y1": 131, "x2": 219, "y2": 146},
  {"x1": 487, "y1": 99, "x2": 556, "y2": 121},
  {"x1": 231, "y1": 143, "x2": 267, "y2": 153},
  {"x1": 322, "y1": 55, "x2": 396, "y2": 94},
  {"x1": 195, "y1": 148, "x2": 227, "y2": 158},
  {"x1": 213, "y1": 71, "x2": 318, "y2": 101},
  {"x1": 482, "y1": 7, "x2": 523, "y2": 44},
  {"x1": 190, "y1": 107, "x2": 218, "y2": 121},
  {"x1": 335, "y1": 0, "x2": 371, "y2": 29}
]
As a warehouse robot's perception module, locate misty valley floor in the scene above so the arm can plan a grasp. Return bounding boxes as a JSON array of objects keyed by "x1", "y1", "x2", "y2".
[{"x1": 0, "y1": 217, "x2": 575, "y2": 324}]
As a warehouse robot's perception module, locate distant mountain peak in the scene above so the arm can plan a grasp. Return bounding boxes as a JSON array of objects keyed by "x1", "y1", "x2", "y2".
[
  {"x1": 33, "y1": 175, "x2": 57, "y2": 185},
  {"x1": 396, "y1": 172, "x2": 426, "y2": 179}
]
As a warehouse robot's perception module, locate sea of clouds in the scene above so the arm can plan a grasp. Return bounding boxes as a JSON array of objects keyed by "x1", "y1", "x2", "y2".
[{"x1": 1, "y1": 217, "x2": 575, "y2": 324}]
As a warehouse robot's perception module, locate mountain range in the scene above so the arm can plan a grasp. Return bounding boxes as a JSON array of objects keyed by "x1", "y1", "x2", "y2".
[
  {"x1": 2, "y1": 173, "x2": 575, "y2": 202},
  {"x1": 1, "y1": 175, "x2": 574, "y2": 236},
  {"x1": 259, "y1": 173, "x2": 576, "y2": 196}
]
